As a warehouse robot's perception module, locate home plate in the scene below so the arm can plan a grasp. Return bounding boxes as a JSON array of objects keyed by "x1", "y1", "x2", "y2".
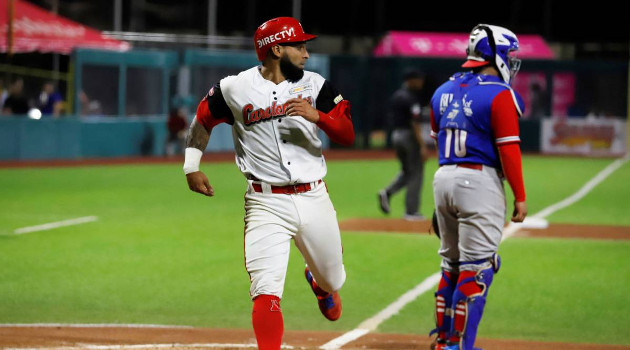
[{"x1": 519, "y1": 217, "x2": 549, "y2": 229}]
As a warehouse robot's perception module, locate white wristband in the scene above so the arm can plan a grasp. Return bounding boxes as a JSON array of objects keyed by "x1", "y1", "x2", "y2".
[{"x1": 183, "y1": 147, "x2": 203, "y2": 174}]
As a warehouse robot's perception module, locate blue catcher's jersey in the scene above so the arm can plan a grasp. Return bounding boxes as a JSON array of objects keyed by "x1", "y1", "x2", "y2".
[{"x1": 430, "y1": 72, "x2": 525, "y2": 168}]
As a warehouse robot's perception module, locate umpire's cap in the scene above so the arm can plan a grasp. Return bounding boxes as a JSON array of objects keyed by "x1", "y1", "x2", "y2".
[{"x1": 403, "y1": 69, "x2": 425, "y2": 81}]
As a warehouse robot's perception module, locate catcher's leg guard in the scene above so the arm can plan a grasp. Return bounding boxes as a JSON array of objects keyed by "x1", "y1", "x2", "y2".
[
  {"x1": 449, "y1": 258, "x2": 496, "y2": 350},
  {"x1": 430, "y1": 269, "x2": 458, "y2": 348}
]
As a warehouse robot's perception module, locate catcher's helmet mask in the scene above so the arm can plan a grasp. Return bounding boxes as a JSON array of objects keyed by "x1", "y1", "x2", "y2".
[{"x1": 462, "y1": 24, "x2": 521, "y2": 83}]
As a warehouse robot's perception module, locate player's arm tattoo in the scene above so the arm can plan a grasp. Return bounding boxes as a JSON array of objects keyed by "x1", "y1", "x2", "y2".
[{"x1": 185, "y1": 118, "x2": 210, "y2": 151}]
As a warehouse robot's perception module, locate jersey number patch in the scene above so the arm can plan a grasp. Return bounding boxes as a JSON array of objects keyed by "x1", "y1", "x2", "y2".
[{"x1": 444, "y1": 128, "x2": 467, "y2": 158}]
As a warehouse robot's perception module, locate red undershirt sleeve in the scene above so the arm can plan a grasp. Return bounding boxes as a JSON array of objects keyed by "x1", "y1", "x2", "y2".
[
  {"x1": 195, "y1": 98, "x2": 229, "y2": 131},
  {"x1": 430, "y1": 109, "x2": 438, "y2": 140},
  {"x1": 497, "y1": 144, "x2": 526, "y2": 201},
  {"x1": 491, "y1": 90, "x2": 526, "y2": 202},
  {"x1": 316, "y1": 100, "x2": 355, "y2": 146}
]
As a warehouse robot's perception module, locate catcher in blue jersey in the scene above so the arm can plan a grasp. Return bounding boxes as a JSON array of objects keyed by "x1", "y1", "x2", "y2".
[{"x1": 428, "y1": 24, "x2": 528, "y2": 350}]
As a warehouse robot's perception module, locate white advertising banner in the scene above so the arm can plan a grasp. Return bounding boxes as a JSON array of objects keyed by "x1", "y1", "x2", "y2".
[{"x1": 541, "y1": 118, "x2": 627, "y2": 156}]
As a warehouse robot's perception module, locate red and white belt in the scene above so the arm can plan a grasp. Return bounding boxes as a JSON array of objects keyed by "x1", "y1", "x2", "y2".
[
  {"x1": 456, "y1": 162, "x2": 483, "y2": 171},
  {"x1": 251, "y1": 179, "x2": 322, "y2": 194}
]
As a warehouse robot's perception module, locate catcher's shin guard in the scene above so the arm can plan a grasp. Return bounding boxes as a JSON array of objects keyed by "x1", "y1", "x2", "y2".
[
  {"x1": 449, "y1": 259, "x2": 497, "y2": 350},
  {"x1": 430, "y1": 270, "x2": 458, "y2": 346}
]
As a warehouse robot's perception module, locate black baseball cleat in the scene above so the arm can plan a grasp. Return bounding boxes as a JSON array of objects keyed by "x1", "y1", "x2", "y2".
[{"x1": 378, "y1": 190, "x2": 390, "y2": 214}]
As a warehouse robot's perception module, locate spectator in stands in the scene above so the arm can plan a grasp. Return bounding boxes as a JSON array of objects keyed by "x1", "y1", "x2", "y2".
[
  {"x1": 165, "y1": 107, "x2": 188, "y2": 156},
  {"x1": 79, "y1": 90, "x2": 103, "y2": 116},
  {"x1": 528, "y1": 82, "x2": 548, "y2": 119},
  {"x1": 2, "y1": 78, "x2": 30, "y2": 115},
  {"x1": 567, "y1": 102, "x2": 587, "y2": 118},
  {"x1": 0, "y1": 78, "x2": 8, "y2": 108},
  {"x1": 37, "y1": 81, "x2": 64, "y2": 117}
]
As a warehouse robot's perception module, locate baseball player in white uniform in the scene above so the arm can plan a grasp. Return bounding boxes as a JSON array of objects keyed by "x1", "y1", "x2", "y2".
[{"x1": 182, "y1": 17, "x2": 355, "y2": 350}]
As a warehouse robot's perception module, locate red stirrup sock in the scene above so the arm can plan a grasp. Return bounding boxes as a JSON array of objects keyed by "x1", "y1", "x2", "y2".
[{"x1": 252, "y1": 294, "x2": 284, "y2": 350}]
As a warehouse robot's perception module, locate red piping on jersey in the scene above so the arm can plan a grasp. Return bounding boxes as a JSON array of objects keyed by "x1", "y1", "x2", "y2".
[
  {"x1": 316, "y1": 100, "x2": 355, "y2": 146},
  {"x1": 243, "y1": 191, "x2": 253, "y2": 298}
]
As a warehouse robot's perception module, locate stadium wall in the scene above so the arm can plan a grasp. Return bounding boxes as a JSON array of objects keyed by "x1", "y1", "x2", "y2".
[{"x1": 0, "y1": 116, "x2": 167, "y2": 160}]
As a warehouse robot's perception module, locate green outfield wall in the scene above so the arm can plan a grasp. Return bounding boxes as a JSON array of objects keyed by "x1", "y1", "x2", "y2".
[{"x1": 0, "y1": 116, "x2": 167, "y2": 160}]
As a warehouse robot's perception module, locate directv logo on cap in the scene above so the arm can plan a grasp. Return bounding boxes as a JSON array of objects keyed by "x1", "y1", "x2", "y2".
[{"x1": 257, "y1": 28, "x2": 296, "y2": 48}]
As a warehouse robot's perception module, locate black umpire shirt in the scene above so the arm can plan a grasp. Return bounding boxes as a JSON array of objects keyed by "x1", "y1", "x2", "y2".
[{"x1": 388, "y1": 87, "x2": 422, "y2": 130}]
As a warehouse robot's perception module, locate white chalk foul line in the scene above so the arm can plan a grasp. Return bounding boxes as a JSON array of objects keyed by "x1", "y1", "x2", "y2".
[
  {"x1": 0, "y1": 324, "x2": 296, "y2": 350},
  {"x1": 319, "y1": 329, "x2": 370, "y2": 350},
  {"x1": 4, "y1": 344, "x2": 294, "y2": 350},
  {"x1": 77, "y1": 344, "x2": 293, "y2": 350},
  {"x1": 13, "y1": 216, "x2": 98, "y2": 235},
  {"x1": 319, "y1": 272, "x2": 441, "y2": 350},
  {"x1": 532, "y1": 156, "x2": 628, "y2": 220},
  {"x1": 357, "y1": 272, "x2": 442, "y2": 331},
  {"x1": 0, "y1": 323, "x2": 194, "y2": 329},
  {"x1": 503, "y1": 156, "x2": 628, "y2": 241},
  {"x1": 322, "y1": 156, "x2": 628, "y2": 349}
]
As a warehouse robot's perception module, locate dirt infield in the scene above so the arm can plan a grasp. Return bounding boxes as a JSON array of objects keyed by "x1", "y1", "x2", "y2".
[
  {"x1": 1, "y1": 325, "x2": 629, "y2": 350},
  {"x1": 340, "y1": 218, "x2": 630, "y2": 240}
]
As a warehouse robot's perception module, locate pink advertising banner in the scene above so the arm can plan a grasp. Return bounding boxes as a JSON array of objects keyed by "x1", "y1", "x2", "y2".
[
  {"x1": 507, "y1": 71, "x2": 577, "y2": 119},
  {"x1": 551, "y1": 73, "x2": 576, "y2": 118},
  {"x1": 373, "y1": 31, "x2": 554, "y2": 59},
  {"x1": 511, "y1": 72, "x2": 548, "y2": 119}
]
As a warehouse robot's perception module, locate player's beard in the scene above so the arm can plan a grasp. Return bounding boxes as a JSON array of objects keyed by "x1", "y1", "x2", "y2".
[{"x1": 280, "y1": 55, "x2": 304, "y2": 82}]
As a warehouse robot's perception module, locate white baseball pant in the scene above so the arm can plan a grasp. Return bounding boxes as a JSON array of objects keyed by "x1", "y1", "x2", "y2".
[{"x1": 244, "y1": 180, "x2": 346, "y2": 299}]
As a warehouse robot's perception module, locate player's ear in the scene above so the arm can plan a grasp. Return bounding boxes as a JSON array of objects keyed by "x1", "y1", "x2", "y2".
[{"x1": 269, "y1": 45, "x2": 282, "y2": 59}]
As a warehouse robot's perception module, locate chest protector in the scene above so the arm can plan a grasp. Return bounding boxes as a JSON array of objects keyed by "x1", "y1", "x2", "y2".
[{"x1": 432, "y1": 72, "x2": 523, "y2": 168}]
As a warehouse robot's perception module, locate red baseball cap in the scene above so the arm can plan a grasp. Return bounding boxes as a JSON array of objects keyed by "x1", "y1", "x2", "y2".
[{"x1": 254, "y1": 17, "x2": 317, "y2": 61}]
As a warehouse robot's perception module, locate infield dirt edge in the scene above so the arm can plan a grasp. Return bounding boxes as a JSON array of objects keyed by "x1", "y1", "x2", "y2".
[{"x1": 2, "y1": 325, "x2": 629, "y2": 350}]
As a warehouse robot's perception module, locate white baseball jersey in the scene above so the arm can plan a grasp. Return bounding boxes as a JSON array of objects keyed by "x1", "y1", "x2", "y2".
[
  {"x1": 198, "y1": 66, "x2": 348, "y2": 300},
  {"x1": 203, "y1": 66, "x2": 344, "y2": 186}
]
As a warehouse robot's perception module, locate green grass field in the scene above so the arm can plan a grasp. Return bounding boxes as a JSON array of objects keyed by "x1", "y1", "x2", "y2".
[{"x1": 0, "y1": 155, "x2": 629, "y2": 345}]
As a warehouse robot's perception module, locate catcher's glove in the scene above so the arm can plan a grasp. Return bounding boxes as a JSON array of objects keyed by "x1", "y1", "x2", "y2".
[{"x1": 430, "y1": 209, "x2": 440, "y2": 239}]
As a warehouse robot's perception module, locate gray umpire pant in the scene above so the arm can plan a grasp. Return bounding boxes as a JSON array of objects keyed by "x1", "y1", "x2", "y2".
[{"x1": 385, "y1": 129, "x2": 424, "y2": 215}]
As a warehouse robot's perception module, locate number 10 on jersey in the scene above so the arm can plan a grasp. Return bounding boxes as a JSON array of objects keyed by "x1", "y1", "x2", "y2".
[{"x1": 444, "y1": 128, "x2": 467, "y2": 158}]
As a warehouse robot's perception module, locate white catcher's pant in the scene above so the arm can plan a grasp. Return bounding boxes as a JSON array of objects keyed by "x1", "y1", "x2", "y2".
[{"x1": 244, "y1": 180, "x2": 346, "y2": 299}]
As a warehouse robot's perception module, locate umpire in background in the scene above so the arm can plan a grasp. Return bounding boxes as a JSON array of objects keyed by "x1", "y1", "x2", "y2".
[{"x1": 378, "y1": 69, "x2": 428, "y2": 220}]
